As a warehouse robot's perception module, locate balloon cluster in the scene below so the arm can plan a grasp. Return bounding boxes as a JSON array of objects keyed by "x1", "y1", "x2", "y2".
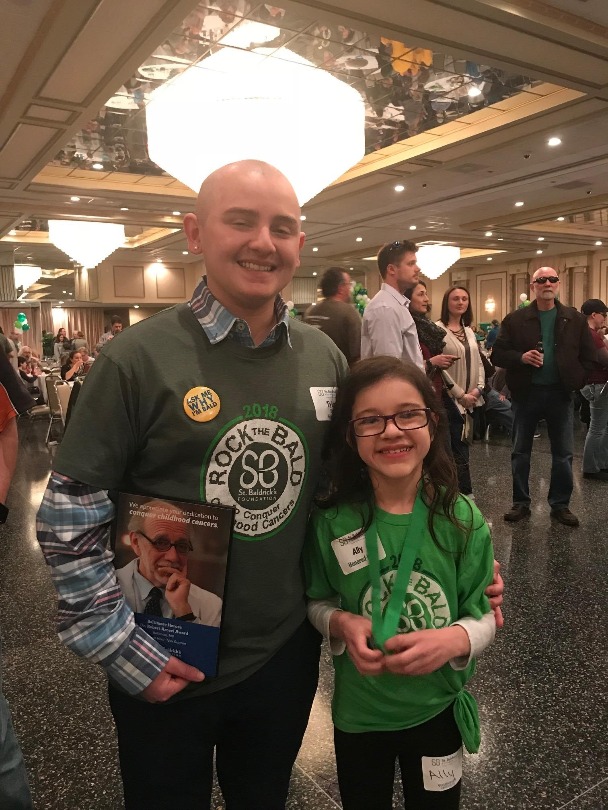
[
  {"x1": 285, "y1": 300, "x2": 298, "y2": 318},
  {"x1": 518, "y1": 293, "x2": 531, "y2": 309},
  {"x1": 353, "y1": 283, "x2": 370, "y2": 315},
  {"x1": 14, "y1": 312, "x2": 30, "y2": 332}
]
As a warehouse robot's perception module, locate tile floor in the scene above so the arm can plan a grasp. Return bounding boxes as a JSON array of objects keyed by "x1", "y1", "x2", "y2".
[{"x1": 1, "y1": 420, "x2": 606, "y2": 809}]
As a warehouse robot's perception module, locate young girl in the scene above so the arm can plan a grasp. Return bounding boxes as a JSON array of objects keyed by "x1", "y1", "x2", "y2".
[{"x1": 305, "y1": 357, "x2": 495, "y2": 810}]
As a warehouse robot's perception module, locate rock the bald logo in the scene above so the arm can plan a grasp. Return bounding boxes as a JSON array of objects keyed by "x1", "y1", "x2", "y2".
[
  {"x1": 360, "y1": 570, "x2": 451, "y2": 631},
  {"x1": 202, "y1": 417, "x2": 308, "y2": 541}
]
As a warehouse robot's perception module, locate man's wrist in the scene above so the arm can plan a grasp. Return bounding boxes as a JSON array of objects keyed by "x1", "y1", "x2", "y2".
[{"x1": 176, "y1": 612, "x2": 195, "y2": 622}]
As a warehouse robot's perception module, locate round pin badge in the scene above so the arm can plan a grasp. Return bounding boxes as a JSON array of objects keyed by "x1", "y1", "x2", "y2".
[{"x1": 183, "y1": 386, "x2": 221, "y2": 422}]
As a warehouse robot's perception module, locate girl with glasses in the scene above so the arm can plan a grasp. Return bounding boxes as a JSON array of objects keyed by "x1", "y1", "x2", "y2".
[{"x1": 305, "y1": 357, "x2": 495, "y2": 810}]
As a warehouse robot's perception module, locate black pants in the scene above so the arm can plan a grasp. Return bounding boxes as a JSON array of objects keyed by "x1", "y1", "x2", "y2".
[
  {"x1": 108, "y1": 620, "x2": 321, "y2": 810},
  {"x1": 334, "y1": 706, "x2": 462, "y2": 810},
  {"x1": 444, "y1": 395, "x2": 472, "y2": 495}
]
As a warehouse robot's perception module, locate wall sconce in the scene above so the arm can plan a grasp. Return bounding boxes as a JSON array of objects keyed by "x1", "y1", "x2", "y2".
[{"x1": 484, "y1": 296, "x2": 496, "y2": 315}]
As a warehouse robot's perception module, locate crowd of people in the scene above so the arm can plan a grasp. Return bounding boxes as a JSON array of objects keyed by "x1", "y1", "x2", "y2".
[{"x1": 3, "y1": 158, "x2": 603, "y2": 809}]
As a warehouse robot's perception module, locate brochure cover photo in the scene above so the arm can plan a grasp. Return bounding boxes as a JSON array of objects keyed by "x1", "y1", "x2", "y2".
[{"x1": 113, "y1": 493, "x2": 234, "y2": 677}]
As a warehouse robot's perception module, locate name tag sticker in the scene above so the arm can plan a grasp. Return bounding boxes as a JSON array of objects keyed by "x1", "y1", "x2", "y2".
[
  {"x1": 331, "y1": 532, "x2": 386, "y2": 575},
  {"x1": 421, "y1": 749, "x2": 462, "y2": 792},
  {"x1": 309, "y1": 387, "x2": 337, "y2": 421}
]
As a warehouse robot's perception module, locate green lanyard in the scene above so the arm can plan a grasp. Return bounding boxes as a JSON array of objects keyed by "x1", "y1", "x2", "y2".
[{"x1": 365, "y1": 489, "x2": 428, "y2": 652}]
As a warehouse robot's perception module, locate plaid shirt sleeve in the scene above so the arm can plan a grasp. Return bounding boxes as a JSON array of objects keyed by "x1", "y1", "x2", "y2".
[{"x1": 36, "y1": 472, "x2": 170, "y2": 694}]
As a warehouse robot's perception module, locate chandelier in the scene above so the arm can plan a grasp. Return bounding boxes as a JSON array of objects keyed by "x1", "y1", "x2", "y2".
[
  {"x1": 48, "y1": 220, "x2": 125, "y2": 269},
  {"x1": 146, "y1": 30, "x2": 365, "y2": 205},
  {"x1": 416, "y1": 245, "x2": 461, "y2": 280}
]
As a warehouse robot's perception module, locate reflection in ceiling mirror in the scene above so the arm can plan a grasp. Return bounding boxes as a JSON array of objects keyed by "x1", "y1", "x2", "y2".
[{"x1": 13, "y1": 243, "x2": 75, "y2": 303}]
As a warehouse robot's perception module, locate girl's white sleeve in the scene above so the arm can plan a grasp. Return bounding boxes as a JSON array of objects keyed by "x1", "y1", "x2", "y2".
[
  {"x1": 449, "y1": 612, "x2": 496, "y2": 670},
  {"x1": 307, "y1": 598, "x2": 346, "y2": 655}
]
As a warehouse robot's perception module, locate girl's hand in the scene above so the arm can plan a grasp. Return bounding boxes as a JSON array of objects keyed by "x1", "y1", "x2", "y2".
[
  {"x1": 459, "y1": 393, "x2": 477, "y2": 409},
  {"x1": 485, "y1": 560, "x2": 504, "y2": 629},
  {"x1": 330, "y1": 611, "x2": 385, "y2": 676},
  {"x1": 382, "y1": 626, "x2": 470, "y2": 676},
  {"x1": 430, "y1": 354, "x2": 458, "y2": 369}
]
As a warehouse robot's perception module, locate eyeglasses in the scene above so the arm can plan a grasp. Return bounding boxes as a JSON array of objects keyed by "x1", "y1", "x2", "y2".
[
  {"x1": 533, "y1": 276, "x2": 559, "y2": 284},
  {"x1": 136, "y1": 530, "x2": 192, "y2": 554},
  {"x1": 350, "y1": 408, "x2": 431, "y2": 437}
]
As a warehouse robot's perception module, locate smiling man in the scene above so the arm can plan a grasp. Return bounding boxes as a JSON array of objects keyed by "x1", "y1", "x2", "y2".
[
  {"x1": 37, "y1": 160, "x2": 348, "y2": 810},
  {"x1": 493, "y1": 267, "x2": 597, "y2": 527},
  {"x1": 361, "y1": 240, "x2": 424, "y2": 369}
]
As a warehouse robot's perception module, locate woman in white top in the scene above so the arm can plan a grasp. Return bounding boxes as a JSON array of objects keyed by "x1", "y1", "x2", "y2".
[{"x1": 436, "y1": 286, "x2": 485, "y2": 497}]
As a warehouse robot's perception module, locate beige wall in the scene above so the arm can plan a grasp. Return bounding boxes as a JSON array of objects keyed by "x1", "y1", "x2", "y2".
[{"x1": 76, "y1": 259, "x2": 204, "y2": 305}]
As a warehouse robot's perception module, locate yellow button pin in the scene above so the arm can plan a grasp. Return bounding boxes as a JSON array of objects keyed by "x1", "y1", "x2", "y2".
[{"x1": 183, "y1": 386, "x2": 221, "y2": 422}]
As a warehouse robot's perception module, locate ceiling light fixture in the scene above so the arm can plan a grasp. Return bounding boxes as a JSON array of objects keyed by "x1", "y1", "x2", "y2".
[
  {"x1": 120, "y1": 207, "x2": 129, "y2": 211},
  {"x1": 312, "y1": 247, "x2": 319, "y2": 252},
  {"x1": 48, "y1": 220, "x2": 125, "y2": 269},
  {"x1": 556, "y1": 216, "x2": 565, "y2": 221},
  {"x1": 58, "y1": 300, "x2": 64, "y2": 305},
  {"x1": 538, "y1": 237, "x2": 545, "y2": 241},
  {"x1": 70, "y1": 196, "x2": 81, "y2": 202},
  {"x1": 487, "y1": 257, "x2": 493, "y2": 261},
  {"x1": 13, "y1": 264, "x2": 42, "y2": 292},
  {"x1": 356, "y1": 237, "x2": 363, "y2": 242},
  {"x1": 172, "y1": 211, "x2": 181, "y2": 216},
  {"x1": 485, "y1": 231, "x2": 493, "y2": 237},
  {"x1": 133, "y1": 305, "x2": 140, "y2": 309},
  {"x1": 145, "y1": 25, "x2": 365, "y2": 205},
  {"x1": 182, "y1": 250, "x2": 188, "y2": 255},
  {"x1": 537, "y1": 249, "x2": 543, "y2": 254},
  {"x1": 515, "y1": 201, "x2": 524, "y2": 207},
  {"x1": 300, "y1": 215, "x2": 306, "y2": 221},
  {"x1": 416, "y1": 245, "x2": 460, "y2": 280},
  {"x1": 394, "y1": 184, "x2": 405, "y2": 192},
  {"x1": 595, "y1": 241, "x2": 603, "y2": 246},
  {"x1": 409, "y1": 225, "x2": 417, "y2": 231},
  {"x1": 312, "y1": 271, "x2": 317, "y2": 276},
  {"x1": 547, "y1": 136, "x2": 562, "y2": 147}
]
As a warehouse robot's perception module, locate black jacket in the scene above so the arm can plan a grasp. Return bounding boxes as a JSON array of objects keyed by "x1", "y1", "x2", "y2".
[{"x1": 492, "y1": 301, "x2": 596, "y2": 399}]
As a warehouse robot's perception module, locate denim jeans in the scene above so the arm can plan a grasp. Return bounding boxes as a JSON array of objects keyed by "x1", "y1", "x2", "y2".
[
  {"x1": 485, "y1": 389, "x2": 514, "y2": 435},
  {"x1": 0, "y1": 640, "x2": 32, "y2": 810},
  {"x1": 511, "y1": 385, "x2": 573, "y2": 509},
  {"x1": 581, "y1": 383, "x2": 608, "y2": 473}
]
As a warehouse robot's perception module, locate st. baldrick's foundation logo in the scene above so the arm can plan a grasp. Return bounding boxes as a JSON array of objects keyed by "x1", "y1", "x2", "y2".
[
  {"x1": 202, "y1": 416, "x2": 308, "y2": 541},
  {"x1": 360, "y1": 570, "x2": 451, "y2": 630}
]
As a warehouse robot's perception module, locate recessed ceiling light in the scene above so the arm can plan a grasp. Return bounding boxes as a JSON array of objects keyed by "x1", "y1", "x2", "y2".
[
  {"x1": 485, "y1": 231, "x2": 493, "y2": 237},
  {"x1": 409, "y1": 225, "x2": 417, "y2": 231},
  {"x1": 497, "y1": 237, "x2": 504, "y2": 241},
  {"x1": 312, "y1": 271, "x2": 317, "y2": 276},
  {"x1": 300, "y1": 215, "x2": 306, "y2": 221},
  {"x1": 182, "y1": 250, "x2": 188, "y2": 255},
  {"x1": 133, "y1": 305, "x2": 140, "y2": 309},
  {"x1": 62, "y1": 290, "x2": 67, "y2": 294},
  {"x1": 538, "y1": 237, "x2": 545, "y2": 241},
  {"x1": 355, "y1": 237, "x2": 363, "y2": 242},
  {"x1": 556, "y1": 216, "x2": 565, "y2": 221},
  {"x1": 312, "y1": 247, "x2": 319, "y2": 252},
  {"x1": 120, "y1": 207, "x2": 129, "y2": 211},
  {"x1": 394, "y1": 184, "x2": 405, "y2": 192},
  {"x1": 537, "y1": 249, "x2": 543, "y2": 254},
  {"x1": 70, "y1": 196, "x2": 80, "y2": 202},
  {"x1": 595, "y1": 241, "x2": 603, "y2": 246},
  {"x1": 515, "y1": 201, "x2": 524, "y2": 207},
  {"x1": 69, "y1": 292, "x2": 73, "y2": 296},
  {"x1": 349, "y1": 267, "x2": 353, "y2": 271},
  {"x1": 547, "y1": 136, "x2": 562, "y2": 147},
  {"x1": 92, "y1": 162, "x2": 104, "y2": 170},
  {"x1": 58, "y1": 300, "x2": 64, "y2": 304},
  {"x1": 486, "y1": 257, "x2": 492, "y2": 261},
  {"x1": 172, "y1": 211, "x2": 181, "y2": 216},
  {"x1": 156, "y1": 258, "x2": 163, "y2": 263}
]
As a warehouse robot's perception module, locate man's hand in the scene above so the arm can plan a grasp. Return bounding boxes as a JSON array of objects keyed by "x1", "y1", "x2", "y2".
[
  {"x1": 141, "y1": 657, "x2": 204, "y2": 703},
  {"x1": 459, "y1": 393, "x2": 477, "y2": 409},
  {"x1": 383, "y1": 626, "x2": 470, "y2": 676},
  {"x1": 330, "y1": 611, "x2": 385, "y2": 676},
  {"x1": 485, "y1": 560, "x2": 504, "y2": 629},
  {"x1": 161, "y1": 570, "x2": 192, "y2": 617},
  {"x1": 521, "y1": 349, "x2": 543, "y2": 367}
]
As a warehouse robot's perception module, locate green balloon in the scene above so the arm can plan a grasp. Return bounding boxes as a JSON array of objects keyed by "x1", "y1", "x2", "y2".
[
  {"x1": 17, "y1": 312, "x2": 26, "y2": 322},
  {"x1": 21, "y1": 323, "x2": 30, "y2": 331},
  {"x1": 14, "y1": 320, "x2": 21, "y2": 329}
]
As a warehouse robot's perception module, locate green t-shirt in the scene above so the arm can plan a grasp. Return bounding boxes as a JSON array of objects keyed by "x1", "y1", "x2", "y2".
[
  {"x1": 55, "y1": 303, "x2": 348, "y2": 696},
  {"x1": 533, "y1": 307, "x2": 559, "y2": 385},
  {"x1": 305, "y1": 497, "x2": 493, "y2": 734}
]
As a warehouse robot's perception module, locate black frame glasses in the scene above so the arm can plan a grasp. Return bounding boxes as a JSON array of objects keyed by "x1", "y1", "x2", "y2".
[
  {"x1": 533, "y1": 276, "x2": 559, "y2": 284},
  {"x1": 136, "y1": 530, "x2": 193, "y2": 554},
  {"x1": 350, "y1": 408, "x2": 432, "y2": 437}
]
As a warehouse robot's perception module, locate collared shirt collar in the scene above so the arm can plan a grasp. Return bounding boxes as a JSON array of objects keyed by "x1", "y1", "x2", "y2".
[
  {"x1": 189, "y1": 276, "x2": 292, "y2": 348},
  {"x1": 381, "y1": 282, "x2": 410, "y2": 307}
]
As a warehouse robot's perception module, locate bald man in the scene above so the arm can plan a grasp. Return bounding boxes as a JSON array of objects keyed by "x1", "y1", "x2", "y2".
[
  {"x1": 37, "y1": 160, "x2": 348, "y2": 809},
  {"x1": 493, "y1": 267, "x2": 597, "y2": 527}
]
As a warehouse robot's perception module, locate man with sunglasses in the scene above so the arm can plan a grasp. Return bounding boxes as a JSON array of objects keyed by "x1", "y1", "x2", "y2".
[
  {"x1": 116, "y1": 499, "x2": 222, "y2": 625},
  {"x1": 493, "y1": 267, "x2": 597, "y2": 527},
  {"x1": 361, "y1": 240, "x2": 424, "y2": 369}
]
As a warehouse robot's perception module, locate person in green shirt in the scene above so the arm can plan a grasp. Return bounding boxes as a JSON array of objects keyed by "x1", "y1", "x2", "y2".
[{"x1": 305, "y1": 357, "x2": 495, "y2": 809}]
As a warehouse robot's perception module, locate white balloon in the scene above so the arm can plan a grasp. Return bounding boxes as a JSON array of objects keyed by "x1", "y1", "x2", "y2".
[
  {"x1": 519, "y1": 293, "x2": 528, "y2": 302},
  {"x1": 286, "y1": 300, "x2": 294, "y2": 309}
]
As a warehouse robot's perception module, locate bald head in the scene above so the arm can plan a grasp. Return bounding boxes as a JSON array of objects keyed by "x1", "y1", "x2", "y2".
[{"x1": 196, "y1": 160, "x2": 298, "y2": 223}]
